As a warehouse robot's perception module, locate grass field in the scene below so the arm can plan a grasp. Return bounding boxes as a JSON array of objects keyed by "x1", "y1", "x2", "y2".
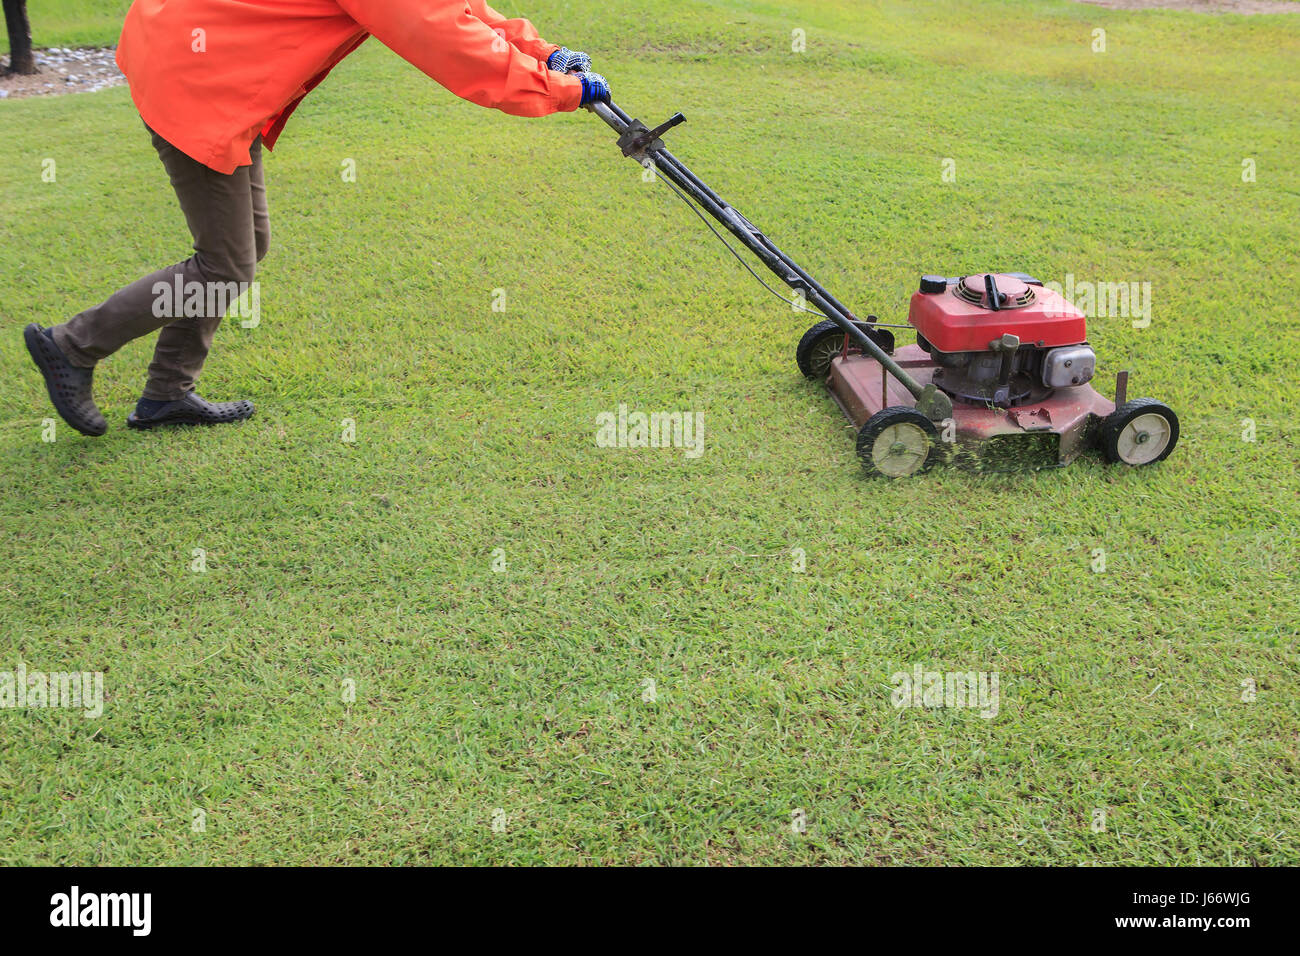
[{"x1": 1, "y1": 0, "x2": 1297, "y2": 865}]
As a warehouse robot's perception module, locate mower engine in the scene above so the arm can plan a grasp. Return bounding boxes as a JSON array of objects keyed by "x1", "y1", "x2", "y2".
[
  {"x1": 797, "y1": 271, "x2": 1179, "y2": 476},
  {"x1": 912, "y1": 273, "x2": 1094, "y2": 408}
]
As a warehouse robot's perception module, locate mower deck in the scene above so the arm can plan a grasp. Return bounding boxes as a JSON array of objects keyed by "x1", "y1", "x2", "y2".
[{"x1": 827, "y1": 345, "x2": 1117, "y2": 469}]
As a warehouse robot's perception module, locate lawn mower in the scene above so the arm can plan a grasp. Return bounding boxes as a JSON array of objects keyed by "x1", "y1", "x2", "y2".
[{"x1": 586, "y1": 99, "x2": 1180, "y2": 477}]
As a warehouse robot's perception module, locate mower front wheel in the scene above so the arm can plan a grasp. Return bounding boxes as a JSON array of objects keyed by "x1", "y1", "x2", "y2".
[
  {"x1": 1101, "y1": 399, "x2": 1179, "y2": 466},
  {"x1": 856, "y1": 406, "x2": 938, "y2": 478},
  {"x1": 796, "y1": 319, "x2": 894, "y2": 379}
]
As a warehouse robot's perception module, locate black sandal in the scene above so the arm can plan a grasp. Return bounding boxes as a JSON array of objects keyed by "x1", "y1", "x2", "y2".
[
  {"x1": 24, "y1": 324, "x2": 108, "y2": 437},
  {"x1": 127, "y1": 391, "x2": 256, "y2": 429}
]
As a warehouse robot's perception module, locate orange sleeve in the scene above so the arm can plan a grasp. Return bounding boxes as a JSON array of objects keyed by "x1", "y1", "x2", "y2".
[
  {"x1": 473, "y1": 1, "x2": 560, "y2": 65},
  {"x1": 335, "y1": 0, "x2": 582, "y2": 116}
]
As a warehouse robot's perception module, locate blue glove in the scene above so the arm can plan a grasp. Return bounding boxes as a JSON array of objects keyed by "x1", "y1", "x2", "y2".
[
  {"x1": 578, "y1": 71, "x2": 611, "y2": 105},
  {"x1": 547, "y1": 47, "x2": 592, "y2": 74}
]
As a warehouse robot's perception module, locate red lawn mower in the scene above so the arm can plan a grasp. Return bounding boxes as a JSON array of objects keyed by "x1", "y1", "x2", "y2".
[{"x1": 589, "y1": 100, "x2": 1179, "y2": 477}]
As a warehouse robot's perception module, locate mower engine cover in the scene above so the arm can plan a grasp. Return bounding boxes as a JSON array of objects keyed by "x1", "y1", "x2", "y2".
[{"x1": 909, "y1": 273, "x2": 1086, "y2": 353}]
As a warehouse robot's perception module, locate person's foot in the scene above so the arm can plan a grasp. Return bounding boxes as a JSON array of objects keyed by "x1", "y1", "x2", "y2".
[
  {"x1": 126, "y1": 391, "x2": 255, "y2": 429},
  {"x1": 23, "y1": 323, "x2": 108, "y2": 437}
]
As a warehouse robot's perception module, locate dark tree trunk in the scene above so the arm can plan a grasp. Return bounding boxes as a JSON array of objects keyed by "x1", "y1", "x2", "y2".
[{"x1": 3, "y1": 0, "x2": 36, "y2": 76}]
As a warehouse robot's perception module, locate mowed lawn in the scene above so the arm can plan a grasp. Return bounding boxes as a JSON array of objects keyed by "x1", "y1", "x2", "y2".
[{"x1": 0, "y1": 0, "x2": 1297, "y2": 865}]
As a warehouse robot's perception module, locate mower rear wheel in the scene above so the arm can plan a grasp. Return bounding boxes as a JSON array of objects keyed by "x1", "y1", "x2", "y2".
[
  {"x1": 1101, "y1": 399, "x2": 1179, "y2": 466},
  {"x1": 796, "y1": 319, "x2": 895, "y2": 379},
  {"x1": 856, "y1": 406, "x2": 937, "y2": 478}
]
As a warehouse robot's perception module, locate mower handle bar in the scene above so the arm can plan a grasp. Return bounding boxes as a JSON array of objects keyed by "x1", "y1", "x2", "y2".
[{"x1": 586, "y1": 99, "x2": 951, "y2": 421}]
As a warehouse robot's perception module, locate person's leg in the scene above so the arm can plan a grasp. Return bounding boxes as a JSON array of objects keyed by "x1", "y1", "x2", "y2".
[
  {"x1": 32, "y1": 125, "x2": 265, "y2": 433},
  {"x1": 52, "y1": 127, "x2": 259, "y2": 386},
  {"x1": 141, "y1": 133, "x2": 267, "y2": 401}
]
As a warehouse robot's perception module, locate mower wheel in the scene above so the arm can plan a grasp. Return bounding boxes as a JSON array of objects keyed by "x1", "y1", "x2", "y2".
[
  {"x1": 1101, "y1": 399, "x2": 1179, "y2": 466},
  {"x1": 796, "y1": 319, "x2": 895, "y2": 379},
  {"x1": 856, "y1": 406, "x2": 938, "y2": 478}
]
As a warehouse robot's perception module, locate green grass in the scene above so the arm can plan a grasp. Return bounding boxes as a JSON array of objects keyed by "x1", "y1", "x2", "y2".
[
  {"x1": 19, "y1": 0, "x2": 131, "y2": 48},
  {"x1": 1, "y1": 0, "x2": 1297, "y2": 865}
]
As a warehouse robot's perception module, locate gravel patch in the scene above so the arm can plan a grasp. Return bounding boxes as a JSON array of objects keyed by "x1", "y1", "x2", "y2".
[{"x1": 1, "y1": 46, "x2": 126, "y2": 100}]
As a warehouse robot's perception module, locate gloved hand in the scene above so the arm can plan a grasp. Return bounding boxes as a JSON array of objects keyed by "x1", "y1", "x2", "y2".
[
  {"x1": 577, "y1": 71, "x2": 611, "y2": 105},
  {"x1": 547, "y1": 47, "x2": 592, "y2": 74}
]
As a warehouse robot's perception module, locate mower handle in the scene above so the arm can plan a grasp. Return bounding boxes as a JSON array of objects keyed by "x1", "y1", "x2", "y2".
[
  {"x1": 587, "y1": 98, "x2": 633, "y2": 132},
  {"x1": 584, "y1": 97, "x2": 951, "y2": 422}
]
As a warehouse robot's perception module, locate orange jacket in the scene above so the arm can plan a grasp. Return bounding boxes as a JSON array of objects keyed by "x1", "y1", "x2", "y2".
[{"x1": 115, "y1": 0, "x2": 585, "y2": 173}]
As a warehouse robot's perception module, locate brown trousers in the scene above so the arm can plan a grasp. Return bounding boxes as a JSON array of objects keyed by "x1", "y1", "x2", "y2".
[{"x1": 53, "y1": 124, "x2": 269, "y2": 400}]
